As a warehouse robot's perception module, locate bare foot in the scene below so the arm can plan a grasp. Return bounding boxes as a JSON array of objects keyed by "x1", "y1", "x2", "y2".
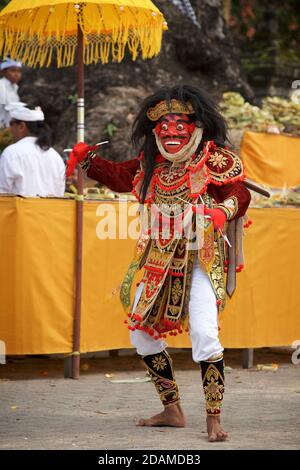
[
  {"x1": 206, "y1": 416, "x2": 228, "y2": 442},
  {"x1": 137, "y1": 403, "x2": 186, "y2": 427}
]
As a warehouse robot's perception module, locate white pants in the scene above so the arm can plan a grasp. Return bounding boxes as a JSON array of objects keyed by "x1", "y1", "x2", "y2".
[{"x1": 130, "y1": 258, "x2": 223, "y2": 362}]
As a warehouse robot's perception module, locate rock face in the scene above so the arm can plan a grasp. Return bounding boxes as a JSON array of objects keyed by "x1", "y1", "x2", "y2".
[{"x1": 19, "y1": 0, "x2": 253, "y2": 160}]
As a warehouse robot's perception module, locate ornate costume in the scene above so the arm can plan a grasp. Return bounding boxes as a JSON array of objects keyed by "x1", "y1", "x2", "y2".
[{"x1": 70, "y1": 86, "x2": 251, "y2": 437}]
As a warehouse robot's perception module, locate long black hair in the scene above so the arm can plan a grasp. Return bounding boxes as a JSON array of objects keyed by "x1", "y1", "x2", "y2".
[
  {"x1": 132, "y1": 85, "x2": 228, "y2": 203},
  {"x1": 25, "y1": 121, "x2": 53, "y2": 151}
]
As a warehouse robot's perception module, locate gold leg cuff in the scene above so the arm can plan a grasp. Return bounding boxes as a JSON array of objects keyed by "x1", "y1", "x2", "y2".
[
  {"x1": 143, "y1": 350, "x2": 180, "y2": 408},
  {"x1": 200, "y1": 358, "x2": 225, "y2": 416}
]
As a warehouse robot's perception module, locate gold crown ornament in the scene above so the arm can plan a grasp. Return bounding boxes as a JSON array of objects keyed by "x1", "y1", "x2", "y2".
[{"x1": 146, "y1": 99, "x2": 195, "y2": 121}]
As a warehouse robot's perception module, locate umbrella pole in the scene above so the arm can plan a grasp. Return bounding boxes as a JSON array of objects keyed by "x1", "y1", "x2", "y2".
[{"x1": 65, "y1": 24, "x2": 84, "y2": 379}]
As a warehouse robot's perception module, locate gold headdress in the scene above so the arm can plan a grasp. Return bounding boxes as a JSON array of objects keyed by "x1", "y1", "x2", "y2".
[{"x1": 146, "y1": 99, "x2": 194, "y2": 121}]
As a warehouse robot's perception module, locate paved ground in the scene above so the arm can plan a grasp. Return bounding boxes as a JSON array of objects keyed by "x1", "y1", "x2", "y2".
[{"x1": 1, "y1": 348, "x2": 300, "y2": 450}]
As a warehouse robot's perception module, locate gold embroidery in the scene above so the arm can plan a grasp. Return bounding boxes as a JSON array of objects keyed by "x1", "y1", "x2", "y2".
[
  {"x1": 143, "y1": 351, "x2": 180, "y2": 407},
  {"x1": 215, "y1": 196, "x2": 238, "y2": 221},
  {"x1": 120, "y1": 258, "x2": 142, "y2": 310},
  {"x1": 80, "y1": 151, "x2": 97, "y2": 172},
  {"x1": 203, "y1": 363, "x2": 225, "y2": 416},
  {"x1": 171, "y1": 278, "x2": 183, "y2": 305},
  {"x1": 182, "y1": 250, "x2": 196, "y2": 322},
  {"x1": 127, "y1": 148, "x2": 240, "y2": 333},
  {"x1": 152, "y1": 355, "x2": 167, "y2": 371},
  {"x1": 208, "y1": 152, "x2": 228, "y2": 169},
  {"x1": 206, "y1": 148, "x2": 244, "y2": 184},
  {"x1": 198, "y1": 222, "x2": 215, "y2": 272},
  {"x1": 146, "y1": 99, "x2": 194, "y2": 121},
  {"x1": 207, "y1": 236, "x2": 226, "y2": 311}
]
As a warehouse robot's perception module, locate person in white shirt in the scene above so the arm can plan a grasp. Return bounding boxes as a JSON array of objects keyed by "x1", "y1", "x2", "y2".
[
  {"x1": 0, "y1": 58, "x2": 22, "y2": 128},
  {"x1": 0, "y1": 102, "x2": 65, "y2": 197}
]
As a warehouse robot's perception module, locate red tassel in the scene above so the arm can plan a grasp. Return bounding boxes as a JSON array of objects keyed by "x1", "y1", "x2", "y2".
[
  {"x1": 236, "y1": 264, "x2": 244, "y2": 273},
  {"x1": 244, "y1": 220, "x2": 253, "y2": 229},
  {"x1": 132, "y1": 313, "x2": 143, "y2": 322}
]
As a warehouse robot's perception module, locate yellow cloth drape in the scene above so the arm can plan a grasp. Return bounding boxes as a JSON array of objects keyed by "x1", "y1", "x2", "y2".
[
  {"x1": 241, "y1": 131, "x2": 300, "y2": 188},
  {"x1": 0, "y1": 197, "x2": 299, "y2": 354}
]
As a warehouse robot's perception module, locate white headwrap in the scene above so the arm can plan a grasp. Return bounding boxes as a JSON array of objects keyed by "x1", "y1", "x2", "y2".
[
  {"x1": 0, "y1": 58, "x2": 22, "y2": 71},
  {"x1": 5, "y1": 102, "x2": 45, "y2": 122}
]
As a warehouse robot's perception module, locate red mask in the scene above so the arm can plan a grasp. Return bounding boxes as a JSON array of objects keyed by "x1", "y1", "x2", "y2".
[{"x1": 154, "y1": 114, "x2": 196, "y2": 154}]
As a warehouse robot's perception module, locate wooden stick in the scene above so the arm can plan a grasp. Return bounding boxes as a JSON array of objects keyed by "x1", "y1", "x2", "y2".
[
  {"x1": 244, "y1": 179, "x2": 271, "y2": 198},
  {"x1": 67, "y1": 23, "x2": 85, "y2": 380}
]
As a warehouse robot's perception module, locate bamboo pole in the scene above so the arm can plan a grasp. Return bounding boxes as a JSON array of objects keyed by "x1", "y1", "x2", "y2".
[{"x1": 65, "y1": 24, "x2": 84, "y2": 379}]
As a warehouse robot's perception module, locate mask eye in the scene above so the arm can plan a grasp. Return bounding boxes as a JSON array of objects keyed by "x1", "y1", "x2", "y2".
[
  {"x1": 161, "y1": 123, "x2": 168, "y2": 131},
  {"x1": 177, "y1": 123, "x2": 184, "y2": 131}
]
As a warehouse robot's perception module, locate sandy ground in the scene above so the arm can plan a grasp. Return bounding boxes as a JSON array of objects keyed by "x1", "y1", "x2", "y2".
[{"x1": 0, "y1": 348, "x2": 300, "y2": 450}]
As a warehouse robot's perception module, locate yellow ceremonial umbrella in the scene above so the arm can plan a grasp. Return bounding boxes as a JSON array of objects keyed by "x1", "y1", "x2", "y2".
[
  {"x1": 0, "y1": 1, "x2": 167, "y2": 67},
  {"x1": 0, "y1": 0, "x2": 167, "y2": 378},
  {"x1": 0, "y1": 1, "x2": 167, "y2": 139}
]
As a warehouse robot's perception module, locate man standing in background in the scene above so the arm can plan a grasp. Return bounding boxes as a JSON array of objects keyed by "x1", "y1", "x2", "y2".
[
  {"x1": 0, "y1": 102, "x2": 65, "y2": 197},
  {"x1": 0, "y1": 57, "x2": 22, "y2": 128}
]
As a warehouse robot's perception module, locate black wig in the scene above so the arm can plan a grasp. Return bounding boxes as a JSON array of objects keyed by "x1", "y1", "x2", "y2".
[{"x1": 131, "y1": 85, "x2": 228, "y2": 203}]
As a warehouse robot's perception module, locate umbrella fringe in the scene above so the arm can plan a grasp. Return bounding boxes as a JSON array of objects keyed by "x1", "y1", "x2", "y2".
[{"x1": 0, "y1": 8, "x2": 166, "y2": 68}]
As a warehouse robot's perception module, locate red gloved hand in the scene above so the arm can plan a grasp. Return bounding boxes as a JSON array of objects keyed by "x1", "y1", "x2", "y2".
[
  {"x1": 204, "y1": 206, "x2": 227, "y2": 231},
  {"x1": 66, "y1": 142, "x2": 98, "y2": 177}
]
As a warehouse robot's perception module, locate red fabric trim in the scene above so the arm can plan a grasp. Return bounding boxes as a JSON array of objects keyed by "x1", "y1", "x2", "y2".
[
  {"x1": 155, "y1": 173, "x2": 189, "y2": 191},
  {"x1": 144, "y1": 265, "x2": 165, "y2": 274},
  {"x1": 168, "y1": 270, "x2": 184, "y2": 277},
  {"x1": 209, "y1": 174, "x2": 245, "y2": 186},
  {"x1": 186, "y1": 140, "x2": 214, "y2": 173}
]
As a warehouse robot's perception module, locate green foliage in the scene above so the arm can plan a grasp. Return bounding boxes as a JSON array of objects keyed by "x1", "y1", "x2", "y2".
[
  {"x1": 104, "y1": 123, "x2": 118, "y2": 138},
  {"x1": 68, "y1": 93, "x2": 78, "y2": 104},
  {"x1": 230, "y1": 0, "x2": 300, "y2": 64}
]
